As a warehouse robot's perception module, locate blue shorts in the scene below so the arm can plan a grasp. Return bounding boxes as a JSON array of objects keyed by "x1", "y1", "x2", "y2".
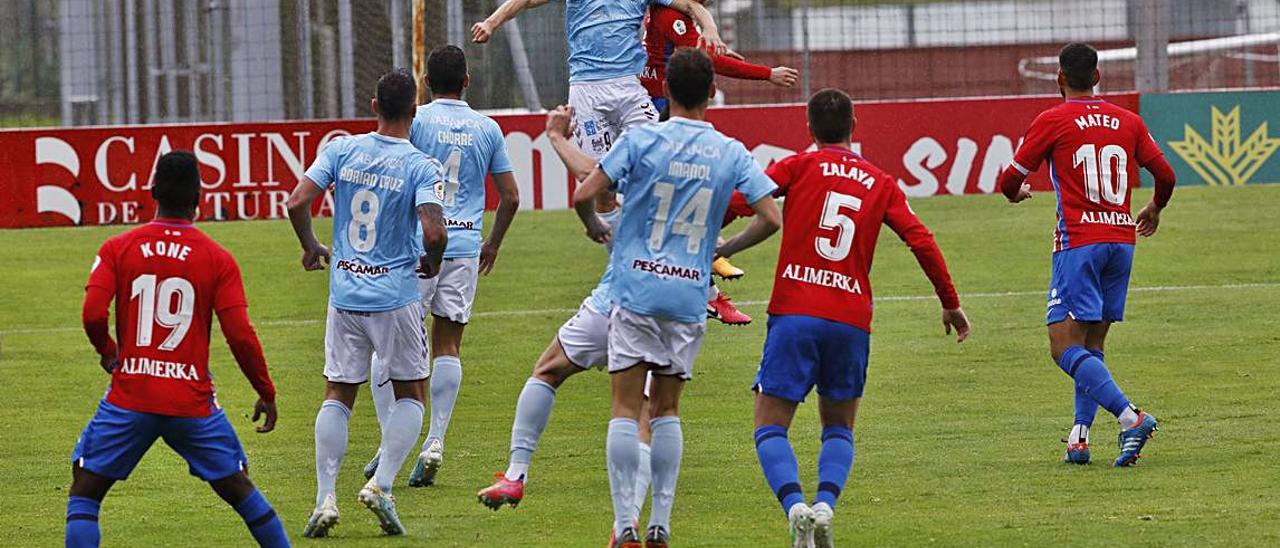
[
  {"x1": 754, "y1": 314, "x2": 870, "y2": 402},
  {"x1": 1047, "y1": 243, "x2": 1134, "y2": 325},
  {"x1": 71, "y1": 400, "x2": 248, "y2": 481},
  {"x1": 652, "y1": 96, "x2": 668, "y2": 116}
]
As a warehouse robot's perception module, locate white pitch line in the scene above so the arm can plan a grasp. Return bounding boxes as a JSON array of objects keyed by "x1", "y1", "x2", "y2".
[{"x1": 1, "y1": 281, "x2": 1276, "y2": 336}]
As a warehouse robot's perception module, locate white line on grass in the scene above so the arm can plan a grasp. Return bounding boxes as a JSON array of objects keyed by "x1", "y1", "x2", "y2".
[{"x1": 1, "y1": 281, "x2": 1275, "y2": 336}]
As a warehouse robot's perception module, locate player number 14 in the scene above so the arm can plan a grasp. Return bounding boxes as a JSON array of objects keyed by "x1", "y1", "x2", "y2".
[
  {"x1": 1073, "y1": 144, "x2": 1128, "y2": 205},
  {"x1": 649, "y1": 182, "x2": 713, "y2": 254},
  {"x1": 130, "y1": 274, "x2": 194, "y2": 351}
]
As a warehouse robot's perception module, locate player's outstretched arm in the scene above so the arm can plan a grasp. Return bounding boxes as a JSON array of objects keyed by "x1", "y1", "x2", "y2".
[
  {"x1": 216, "y1": 304, "x2": 278, "y2": 433},
  {"x1": 545, "y1": 105, "x2": 598, "y2": 182},
  {"x1": 418, "y1": 203, "x2": 449, "y2": 279},
  {"x1": 669, "y1": 0, "x2": 726, "y2": 55},
  {"x1": 716, "y1": 197, "x2": 781, "y2": 258},
  {"x1": 472, "y1": 0, "x2": 549, "y2": 43},
  {"x1": 572, "y1": 169, "x2": 614, "y2": 244},
  {"x1": 996, "y1": 165, "x2": 1033, "y2": 203},
  {"x1": 285, "y1": 178, "x2": 331, "y2": 271},
  {"x1": 1136, "y1": 155, "x2": 1177, "y2": 237},
  {"x1": 481, "y1": 172, "x2": 521, "y2": 276}
]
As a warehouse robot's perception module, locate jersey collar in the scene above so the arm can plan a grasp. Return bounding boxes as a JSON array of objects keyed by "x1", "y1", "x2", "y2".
[
  {"x1": 668, "y1": 116, "x2": 712, "y2": 128},
  {"x1": 820, "y1": 146, "x2": 862, "y2": 159},
  {"x1": 151, "y1": 217, "x2": 194, "y2": 228},
  {"x1": 369, "y1": 132, "x2": 411, "y2": 144},
  {"x1": 1066, "y1": 96, "x2": 1106, "y2": 104},
  {"x1": 431, "y1": 98, "x2": 469, "y2": 107}
]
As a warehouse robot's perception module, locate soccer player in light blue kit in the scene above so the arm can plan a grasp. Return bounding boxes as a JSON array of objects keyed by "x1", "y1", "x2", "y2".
[
  {"x1": 286, "y1": 69, "x2": 448, "y2": 538},
  {"x1": 363, "y1": 46, "x2": 521, "y2": 488},
  {"x1": 472, "y1": 0, "x2": 725, "y2": 163},
  {"x1": 573, "y1": 48, "x2": 783, "y2": 548}
]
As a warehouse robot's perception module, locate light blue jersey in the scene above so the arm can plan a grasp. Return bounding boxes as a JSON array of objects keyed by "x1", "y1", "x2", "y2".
[
  {"x1": 409, "y1": 99, "x2": 513, "y2": 259},
  {"x1": 305, "y1": 132, "x2": 443, "y2": 312},
  {"x1": 586, "y1": 208, "x2": 622, "y2": 315},
  {"x1": 564, "y1": 0, "x2": 673, "y2": 82},
  {"x1": 599, "y1": 118, "x2": 776, "y2": 323}
]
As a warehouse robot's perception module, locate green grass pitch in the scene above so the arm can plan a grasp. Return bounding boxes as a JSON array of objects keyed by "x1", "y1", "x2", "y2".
[{"x1": 2, "y1": 185, "x2": 1278, "y2": 546}]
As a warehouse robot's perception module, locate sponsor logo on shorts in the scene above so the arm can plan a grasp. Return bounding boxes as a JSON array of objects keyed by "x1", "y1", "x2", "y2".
[
  {"x1": 1047, "y1": 287, "x2": 1062, "y2": 309},
  {"x1": 631, "y1": 259, "x2": 701, "y2": 281},
  {"x1": 118, "y1": 357, "x2": 200, "y2": 381},
  {"x1": 335, "y1": 259, "x2": 391, "y2": 277},
  {"x1": 583, "y1": 120, "x2": 599, "y2": 136}
]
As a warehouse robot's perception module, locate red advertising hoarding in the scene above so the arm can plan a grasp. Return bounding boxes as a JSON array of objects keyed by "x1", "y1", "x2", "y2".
[{"x1": 0, "y1": 93, "x2": 1139, "y2": 229}]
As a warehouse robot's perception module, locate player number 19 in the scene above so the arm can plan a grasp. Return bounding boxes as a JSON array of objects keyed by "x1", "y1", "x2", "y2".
[
  {"x1": 130, "y1": 274, "x2": 194, "y2": 351},
  {"x1": 1073, "y1": 144, "x2": 1128, "y2": 206},
  {"x1": 816, "y1": 191, "x2": 862, "y2": 261},
  {"x1": 649, "y1": 182, "x2": 713, "y2": 254}
]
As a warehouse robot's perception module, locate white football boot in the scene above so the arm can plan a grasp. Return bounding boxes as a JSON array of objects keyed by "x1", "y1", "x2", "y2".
[
  {"x1": 788, "y1": 503, "x2": 816, "y2": 548},
  {"x1": 302, "y1": 493, "x2": 340, "y2": 538}
]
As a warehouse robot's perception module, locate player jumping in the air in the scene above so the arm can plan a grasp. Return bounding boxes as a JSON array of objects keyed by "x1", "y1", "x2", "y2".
[
  {"x1": 362, "y1": 45, "x2": 521, "y2": 488},
  {"x1": 995, "y1": 43, "x2": 1176, "y2": 467},
  {"x1": 70, "y1": 151, "x2": 288, "y2": 548},
  {"x1": 476, "y1": 105, "x2": 624, "y2": 512},
  {"x1": 642, "y1": 0, "x2": 800, "y2": 326},
  {"x1": 287, "y1": 69, "x2": 448, "y2": 537},
  {"x1": 752, "y1": 89, "x2": 970, "y2": 548},
  {"x1": 574, "y1": 48, "x2": 783, "y2": 548}
]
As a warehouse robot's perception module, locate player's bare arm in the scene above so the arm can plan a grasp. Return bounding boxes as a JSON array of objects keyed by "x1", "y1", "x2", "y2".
[
  {"x1": 481, "y1": 172, "x2": 521, "y2": 275},
  {"x1": 418, "y1": 202, "x2": 448, "y2": 279},
  {"x1": 285, "y1": 178, "x2": 332, "y2": 270},
  {"x1": 472, "y1": 0, "x2": 549, "y2": 43},
  {"x1": 572, "y1": 168, "x2": 614, "y2": 244},
  {"x1": 716, "y1": 197, "x2": 781, "y2": 258},
  {"x1": 545, "y1": 105, "x2": 598, "y2": 182},
  {"x1": 942, "y1": 308, "x2": 971, "y2": 343},
  {"x1": 669, "y1": 0, "x2": 726, "y2": 55},
  {"x1": 769, "y1": 66, "x2": 800, "y2": 88}
]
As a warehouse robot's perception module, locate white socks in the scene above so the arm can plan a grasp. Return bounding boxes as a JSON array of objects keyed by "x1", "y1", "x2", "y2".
[
  {"x1": 507, "y1": 378, "x2": 558, "y2": 481},
  {"x1": 632, "y1": 443, "x2": 652, "y2": 519},
  {"x1": 1069, "y1": 423, "x2": 1090, "y2": 444},
  {"x1": 369, "y1": 354, "x2": 395, "y2": 444},
  {"x1": 1118, "y1": 406, "x2": 1141, "y2": 429},
  {"x1": 607, "y1": 418, "x2": 640, "y2": 536},
  {"x1": 314, "y1": 400, "x2": 351, "y2": 508},
  {"x1": 374, "y1": 398, "x2": 425, "y2": 492},
  {"x1": 426, "y1": 356, "x2": 463, "y2": 448},
  {"x1": 647, "y1": 417, "x2": 683, "y2": 531}
]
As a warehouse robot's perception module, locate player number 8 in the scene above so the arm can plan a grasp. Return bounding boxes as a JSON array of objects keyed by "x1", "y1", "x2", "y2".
[{"x1": 348, "y1": 190, "x2": 381, "y2": 252}]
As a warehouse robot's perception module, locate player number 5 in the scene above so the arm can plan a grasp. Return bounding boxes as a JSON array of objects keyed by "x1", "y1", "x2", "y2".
[
  {"x1": 816, "y1": 191, "x2": 862, "y2": 261},
  {"x1": 130, "y1": 274, "x2": 194, "y2": 351},
  {"x1": 1073, "y1": 144, "x2": 1128, "y2": 206}
]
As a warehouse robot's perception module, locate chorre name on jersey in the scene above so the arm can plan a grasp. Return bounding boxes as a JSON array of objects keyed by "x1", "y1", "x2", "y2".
[
  {"x1": 668, "y1": 161, "x2": 711, "y2": 181},
  {"x1": 340, "y1": 167, "x2": 405, "y2": 192},
  {"x1": 781, "y1": 263, "x2": 862, "y2": 294},
  {"x1": 631, "y1": 259, "x2": 701, "y2": 281},
  {"x1": 1074, "y1": 114, "x2": 1121, "y2": 131},
  {"x1": 437, "y1": 131, "x2": 475, "y2": 147},
  {"x1": 821, "y1": 162, "x2": 876, "y2": 189},
  {"x1": 1079, "y1": 210, "x2": 1135, "y2": 226},
  {"x1": 118, "y1": 357, "x2": 200, "y2": 381}
]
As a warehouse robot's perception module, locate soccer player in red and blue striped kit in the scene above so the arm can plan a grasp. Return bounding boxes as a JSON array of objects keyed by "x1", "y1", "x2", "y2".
[
  {"x1": 70, "y1": 152, "x2": 287, "y2": 547},
  {"x1": 751, "y1": 89, "x2": 970, "y2": 547},
  {"x1": 996, "y1": 43, "x2": 1177, "y2": 467}
]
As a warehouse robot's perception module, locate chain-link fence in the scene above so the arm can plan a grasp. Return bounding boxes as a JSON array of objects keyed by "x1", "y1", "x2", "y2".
[{"x1": 3, "y1": 0, "x2": 1279, "y2": 128}]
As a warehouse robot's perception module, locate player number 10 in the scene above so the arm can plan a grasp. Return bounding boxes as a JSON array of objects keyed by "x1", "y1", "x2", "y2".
[
  {"x1": 1072, "y1": 144, "x2": 1128, "y2": 206},
  {"x1": 130, "y1": 274, "x2": 195, "y2": 351}
]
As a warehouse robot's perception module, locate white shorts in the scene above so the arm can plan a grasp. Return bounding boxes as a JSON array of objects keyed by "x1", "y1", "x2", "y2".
[
  {"x1": 418, "y1": 257, "x2": 479, "y2": 324},
  {"x1": 568, "y1": 76, "x2": 659, "y2": 161},
  {"x1": 324, "y1": 302, "x2": 430, "y2": 384},
  {"x1": 607, "y1": 306, "x2": 706, "y2": 381},
  {"x1": 557, "y1": 300, "x2": 610, "y2": 370}
]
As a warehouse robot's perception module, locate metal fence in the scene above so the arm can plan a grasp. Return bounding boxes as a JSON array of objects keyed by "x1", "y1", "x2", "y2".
[{"x1": 2, "y1": 0, "x2": 1279, "y2": 128}]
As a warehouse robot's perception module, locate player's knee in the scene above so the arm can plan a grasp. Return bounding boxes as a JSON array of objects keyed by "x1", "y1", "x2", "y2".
[
  {"x1": 209, "y1": 471, "x2": 255, "y2": 505},
  {"x1": 532, "y1": 359, "x2": 577, "y2": 388},
  {"x1": 69, "y1": 464, "x2": 112, "y2": 501}
]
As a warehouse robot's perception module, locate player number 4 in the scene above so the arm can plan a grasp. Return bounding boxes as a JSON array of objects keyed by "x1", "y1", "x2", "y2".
[
  {"x1": 437, "y1": 148, "x2": 462, "y2": 207},
  {"x1": 649, "y1": 182, "x2": 713, "y2": 254},
  {"x1": 130, "y1": 274, "x2": 194, "y2": 351},
  {"x1": 816, "y1": 191, "x2": 862, "y2": 261},
  {"x1": 1073, "y1": 144, "x2": 1128, "y2": 206}
]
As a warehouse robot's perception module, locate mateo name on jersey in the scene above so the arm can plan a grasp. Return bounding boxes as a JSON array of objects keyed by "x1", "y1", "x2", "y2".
[
  {"x1": 1074, "y1": 113, "x2": 1122, "y2": 131},
  {"x1": 118, "y1": 357, "x2": 200, "y2": 381},
  {"x1": 780, "y1": 263, "x2": 863, "y2": 295}
]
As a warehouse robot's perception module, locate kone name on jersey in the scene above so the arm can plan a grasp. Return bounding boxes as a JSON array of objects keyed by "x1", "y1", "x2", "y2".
[
  {"x1": 138, "y1": 240, "x2": 193, "y2": 261},
  {"x1": 339, "y1": 166, "x2": 406, "y2": 192}
]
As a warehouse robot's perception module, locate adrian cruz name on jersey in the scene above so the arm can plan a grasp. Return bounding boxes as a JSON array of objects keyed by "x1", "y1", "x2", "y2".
[{"x1": 338, "y1": 166, "x2": 406, "y2": 193}]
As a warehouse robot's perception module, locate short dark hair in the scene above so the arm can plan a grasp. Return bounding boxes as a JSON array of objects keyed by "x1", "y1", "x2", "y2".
[
  {"x1": 807, "y1": 88, "x2": 854, "y2": 144},
  {"x1": 427, "y1": 45, "x2": 467, "y2": 96},
  {"x1": 376, "y1": 68, "x2": 417, "y2": 121},
  {"x1": 1059, "y1": 43, "x2": 1098, "y2": 91},
  {"x1": 665, "y1": 48, "x2": 714, "y2": 109},
  {"x1": 151, "y1": 151, "x2": 201, "y2": 215}
]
